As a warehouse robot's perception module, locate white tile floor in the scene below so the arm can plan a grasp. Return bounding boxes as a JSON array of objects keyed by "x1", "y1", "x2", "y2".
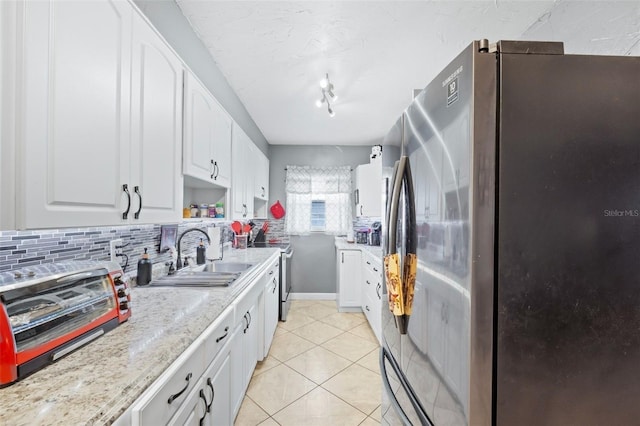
[{"x1": 234, "y1": 300, "x2": 381, "y2": 425}]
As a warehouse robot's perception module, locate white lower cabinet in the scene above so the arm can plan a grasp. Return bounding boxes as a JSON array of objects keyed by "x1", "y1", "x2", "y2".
[
  {"x1": 336, "y1": 249, "x2": 362, "y2": 310},
  {"x1": 263, "y1": 267, "x2": 279, "y2": 357},
  {"x1": 230, "y1": 286, "x2": 261, "y2": 419},
  {"x1": 361, "y1": 252, "x2": 383, "y2": 344},
  {"x1": 123, "y1": 254, "x2": 284, "y2": 426},
  {"x1": 170, "y1": 348, "x2": 231, "y2": 426}
]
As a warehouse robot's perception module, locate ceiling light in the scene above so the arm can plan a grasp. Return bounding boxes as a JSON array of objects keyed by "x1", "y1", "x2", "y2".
[{"x1": 315, "y1": 73, "x2": 337, "y2": 117}]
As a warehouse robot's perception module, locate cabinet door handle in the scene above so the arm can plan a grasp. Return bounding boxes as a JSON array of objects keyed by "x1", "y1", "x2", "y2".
[
  {"x1": 122, "y1": 184, "x2": 131, "y2": 220},
  {"x1": 341, "y1": 252, "x2": 344, "y2": 263},
  {"x1": 246, "y1": 311, "x2": 252, "y2": 327},
  {"x1": 134, "y1": 186, "x2": 142, "y2": 219},
  {"x1": 272, "y1": 279, "x2": 277, "y2": 292},
  {"x1": 261, "y1": 186, "x2": 265, "y2": 197},
  {"x1": 366, "y1": 305, "x2": 370, "y2": 311},
  {"x1": 198, "y1": 389, "x2": 208, "y2": 425},
  {"x1": 360, "y1": 205, "x2": 363, "y2": 215},
  {"x1": 206, "y1": 378, "x2": 214, "y2": 413},
  {"x1": 211, "y1": 160, "x2": 219, "y2": 180},
  {"x1": 215, "y1": 326, "x2": 229, "y2": 343},
  {"x1": 354, "y1": 189, "x2": 359, "y2": 205},
  {"x1": 376, "y1": 283, "x2": 381, "y2": 299},
  {"x1": 210, "y1": 159, "x2": 215, "y2": 179},
  {"x1": 167, "y1": 372, "x2": 192, "y2": 404},
  {"x1": 243, "y1": 313, "x2": 249, "y2": 333}
]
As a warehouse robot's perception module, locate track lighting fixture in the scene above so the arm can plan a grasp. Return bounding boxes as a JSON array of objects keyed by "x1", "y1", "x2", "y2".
[{"x1": 315, "y1": 73, "x2": 337, "y2": 117}]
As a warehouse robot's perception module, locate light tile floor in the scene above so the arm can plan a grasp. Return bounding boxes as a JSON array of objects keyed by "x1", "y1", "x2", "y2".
[{"x1": 235, "y1": 300, "x2": 381, "y2": 425}]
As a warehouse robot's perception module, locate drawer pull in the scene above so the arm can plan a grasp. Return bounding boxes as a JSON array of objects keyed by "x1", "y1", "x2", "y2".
[
  {"x1": 215, "y1": 326, "x2": 229, "y2": 343},
  {"x1": 269, "y1": 270, "x2": 274, "y2": 275},
  {"x1": 373, "y1": 267, "x2": 379, "y2": 272},
  {"x1": 168, "y1": 372, "x2": 192, "y2": 404},
  {"x1": 366, "y1": 305, "x2": 370, "y2": 311},
  {"x1": 366, "y1": 280, "x2": 371, "y2": 285},
  {"x1": 206, "y1": 378, "x2": 214, "y2": 412},
  {"x1": 366, "y1": 261, "x2": 371, "y2": 265},
  {"x1": 199, "y1": 389, "x2": 208, "y2": 425}
]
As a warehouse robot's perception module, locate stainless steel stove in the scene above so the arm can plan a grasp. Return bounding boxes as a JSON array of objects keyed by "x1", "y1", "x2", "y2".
[{"x1": 253, "y1": 242, "x2": 293, "y2": 321}]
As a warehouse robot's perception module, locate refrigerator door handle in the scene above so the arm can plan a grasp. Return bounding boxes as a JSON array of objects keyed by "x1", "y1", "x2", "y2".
[
  {"x1": 385, "y1": 158, "x2": 405, "y2": 256},
  {"x1": 380, "y1": 347, "x2": 413, "y2": 425}
]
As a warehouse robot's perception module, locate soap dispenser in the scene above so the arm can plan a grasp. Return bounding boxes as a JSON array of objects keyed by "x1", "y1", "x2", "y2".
[
  {"x1": 196, "y1": 239, "x2": 206, "y2": 265},
  {"x1": 137, "y1": 248, "x2": 152, "y2": 285}
]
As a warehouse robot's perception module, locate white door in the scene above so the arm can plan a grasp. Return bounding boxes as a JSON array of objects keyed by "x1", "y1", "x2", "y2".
[
  {"x1": 130, "y1": 12, "x2": 183, "y2": 224},
  {"x1": 337, "y1": 250, "x2": 362, "y2": 308},
  {"x1": 183, "y1": 72, "x2": 215, "y2": 183},
  {"x1": 231, "y1": 125, "x2": 253, "y2": 219},
  {"x1": 210, "y1": 101, "x2": 232, "y2": 188},
  {"x1": 20, "y1": 0, "x2": 132, "y2": 229}
]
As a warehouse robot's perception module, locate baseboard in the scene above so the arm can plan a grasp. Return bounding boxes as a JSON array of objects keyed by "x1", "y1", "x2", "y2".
[{"x1": 290, "y1": 293, "x2": 336, "y2": 300}]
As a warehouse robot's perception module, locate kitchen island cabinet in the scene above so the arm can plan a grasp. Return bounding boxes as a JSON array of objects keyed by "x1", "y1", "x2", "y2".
[{"x1": 0, "y1": 247, "x2": 281, "y2": 425}]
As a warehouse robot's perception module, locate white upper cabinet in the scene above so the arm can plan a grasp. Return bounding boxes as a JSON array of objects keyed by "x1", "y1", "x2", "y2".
[
  {"x1": 354, "y1": 162, "x2": 382, "y2": 217},
  {"x1": 130, "y1": 11, "x2": 184, "y2": 224},
  {"x1": 19, "y1": 0, "x2": 133, "y2": 229},
  {"x1": 231, "y1": 125, "x2": 254, "y2": 220},
  {"x1": 183, "y1": 71, "x2": 232, "y2": 188},
  {"x1": 15, "y1": 0, "x2": 183, "y2": 229},
  {"x1": 252, "y1": 145, "x2": 269, "y2": 201}
]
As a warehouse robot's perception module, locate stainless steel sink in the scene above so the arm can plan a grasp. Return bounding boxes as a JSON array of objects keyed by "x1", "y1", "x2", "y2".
[
  {"x1": 192, "y1": 262, "x2": 255, "y2": 273},
  {"x1": 146, "y1": 262, "x2": 254, "y2": 288}
]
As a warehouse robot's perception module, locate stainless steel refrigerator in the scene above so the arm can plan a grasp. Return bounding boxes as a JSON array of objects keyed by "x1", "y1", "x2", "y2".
[{"x1": 380, "y1": 40, "x2": 640, "y2": 425}]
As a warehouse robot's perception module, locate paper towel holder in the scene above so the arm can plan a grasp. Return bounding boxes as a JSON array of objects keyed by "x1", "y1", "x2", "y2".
[{"x1": 206, "y1": 225, "x2": 224, "y2": 261}]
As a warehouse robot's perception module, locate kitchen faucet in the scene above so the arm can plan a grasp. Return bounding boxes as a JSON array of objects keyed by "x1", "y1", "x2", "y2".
[{"x1": 175, "y1": 228, "x2": 211, "y2": 270}]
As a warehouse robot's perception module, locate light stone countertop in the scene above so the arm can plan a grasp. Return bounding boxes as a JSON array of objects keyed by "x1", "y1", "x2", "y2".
[
  {"x1": 334, "y1": 237, "x2": 383, "y2": 262},
  {"x1": 0, "y1": 247, "x2": 280, "y2": 426}
]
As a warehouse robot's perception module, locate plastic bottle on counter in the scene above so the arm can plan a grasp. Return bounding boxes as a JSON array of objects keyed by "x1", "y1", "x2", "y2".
[
  {"x1": 137, "y1": 248, "x2": 152, "y2": 285},
  {"x1": 208, "y1": 204, "x2": 217, "y2": 218},
  {"x1": 196, "y1": 239, "x2": 206, "y2": 265},
  {"x1": 200, "y1": 204, "x2": 209, "y2": 218}
]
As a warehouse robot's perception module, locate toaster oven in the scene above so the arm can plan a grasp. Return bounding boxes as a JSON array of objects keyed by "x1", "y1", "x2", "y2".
[{"x1": 0, "y1": 261, "x2": 131, "y2": 386}]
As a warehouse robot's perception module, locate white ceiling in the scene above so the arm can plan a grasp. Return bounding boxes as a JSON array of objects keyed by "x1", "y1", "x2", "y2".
[{"x1": 176, "y1": 1, "x2": 640, "y2": 146}]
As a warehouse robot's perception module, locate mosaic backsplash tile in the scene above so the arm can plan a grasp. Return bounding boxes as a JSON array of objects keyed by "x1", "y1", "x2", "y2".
[
  {"x1": 0, "y1": 221, "x2": 235, "y2": 274},
  {"x1": 0, "y1": 214, "x2": 378, "y2": 275}
]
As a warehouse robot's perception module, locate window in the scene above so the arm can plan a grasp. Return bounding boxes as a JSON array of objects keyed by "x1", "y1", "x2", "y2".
[
  {"x1": 311, "y1": 199, "x2": 326, "y2": 231},
  {"x1": 285, "y1": 166, "x2": 352, "y2": 235}
]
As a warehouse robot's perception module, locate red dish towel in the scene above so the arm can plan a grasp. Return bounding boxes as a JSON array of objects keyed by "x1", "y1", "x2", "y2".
[{"x1": 270, "y1": 200, "x2": 285, "y2": 219}]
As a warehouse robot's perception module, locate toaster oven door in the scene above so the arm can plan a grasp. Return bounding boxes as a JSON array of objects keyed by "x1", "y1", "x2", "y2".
[{"x1": 3, "y1": 268, "x2": 117, "y2": 354}]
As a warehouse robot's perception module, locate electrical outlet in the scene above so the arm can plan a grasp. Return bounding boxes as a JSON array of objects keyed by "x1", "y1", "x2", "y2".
[{"x1": 110, "y1": 239, "x2": 123, "y2": 262}]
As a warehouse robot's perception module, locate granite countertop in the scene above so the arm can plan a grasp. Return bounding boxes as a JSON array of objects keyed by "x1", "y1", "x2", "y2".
[
  {"x1": 334, "y1": 237, "x2": 383, "y2": 262},
  {"x1": 0, "y1": 247, "x2": 280, "y2": 426}
]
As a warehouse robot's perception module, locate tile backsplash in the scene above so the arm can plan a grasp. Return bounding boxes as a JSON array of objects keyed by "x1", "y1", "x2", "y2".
[{"x1": 0, "y1": 221, "x2": 234, "y2": 274}]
